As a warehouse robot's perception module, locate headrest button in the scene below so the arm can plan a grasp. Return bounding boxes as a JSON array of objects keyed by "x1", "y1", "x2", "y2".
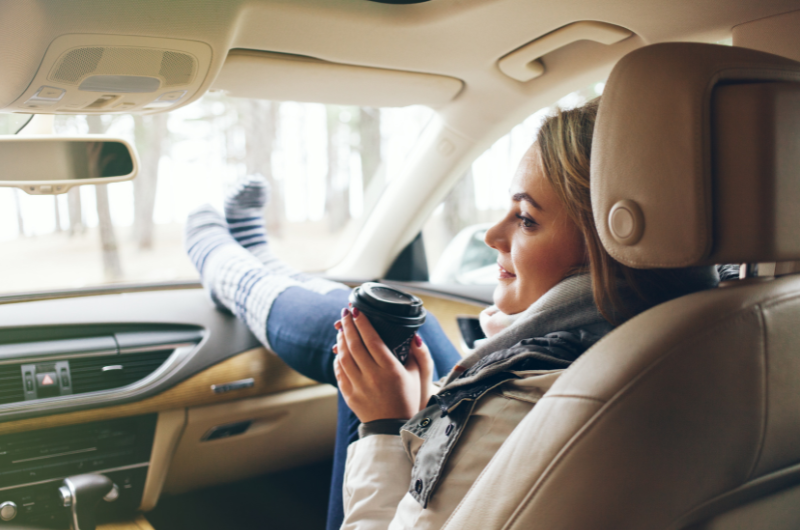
[{"x1": 609, "y1": 200, "x2": 644, "y2": 245}]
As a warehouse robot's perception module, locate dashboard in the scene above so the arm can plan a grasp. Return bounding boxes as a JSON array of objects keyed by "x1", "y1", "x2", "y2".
[
  {"x1": 0, "y1": 289, "x2": 340, "y2": 527},
  {"x1": 0, "y1": 286, "x2": 484, "y2": 527}
]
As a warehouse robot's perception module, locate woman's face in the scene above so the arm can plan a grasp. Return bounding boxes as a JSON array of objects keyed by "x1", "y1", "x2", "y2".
[{"x1": 484, "y1": 144, "x2": 586, "y2": 314}]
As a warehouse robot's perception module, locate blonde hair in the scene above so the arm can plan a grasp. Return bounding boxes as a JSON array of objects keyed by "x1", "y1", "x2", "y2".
[{"x1": 537, "y1": 99, "x2": 708, "y2": 323}]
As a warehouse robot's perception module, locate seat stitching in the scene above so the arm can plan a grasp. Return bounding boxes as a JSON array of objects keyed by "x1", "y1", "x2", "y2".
[
  {"x1": 745, "y1": 303, "x2": 769, "y2": 482},
  {"x1": 541, "y1": 394, "x2": 606, "y2": 404}
]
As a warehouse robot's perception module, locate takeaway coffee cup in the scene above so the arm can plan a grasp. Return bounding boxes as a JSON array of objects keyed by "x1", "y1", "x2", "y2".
[{"x1": 349, "y1": 282, "x2": 427, "y2": 364}]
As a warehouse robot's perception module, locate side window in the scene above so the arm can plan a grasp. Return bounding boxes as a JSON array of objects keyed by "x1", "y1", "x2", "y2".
[{"x1": 424, "y1": 84, "x2": 603, "y2": 286}]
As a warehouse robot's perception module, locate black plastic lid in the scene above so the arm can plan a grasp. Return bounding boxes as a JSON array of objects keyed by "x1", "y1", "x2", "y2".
[{"x1": 349, "y1": 282, "x2": 426, "y2": 325}]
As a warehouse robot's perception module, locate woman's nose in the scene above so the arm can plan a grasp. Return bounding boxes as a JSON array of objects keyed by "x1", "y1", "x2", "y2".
[{"x1": 485, "y1": 220, "x2": 508, "y2": 252}]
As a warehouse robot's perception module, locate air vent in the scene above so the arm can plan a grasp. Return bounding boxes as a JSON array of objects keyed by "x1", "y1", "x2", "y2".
[
  {"x1": 0, "y1": 365, "x2": 24, "y2": 405},
  {"x1": 70, "y1": 350, "x2": 173, "y2": 394}
]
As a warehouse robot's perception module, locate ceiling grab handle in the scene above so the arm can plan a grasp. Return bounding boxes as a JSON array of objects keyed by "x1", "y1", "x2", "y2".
[{"x1": 497, "y1": 21, "x2": 633, "y2": 82}]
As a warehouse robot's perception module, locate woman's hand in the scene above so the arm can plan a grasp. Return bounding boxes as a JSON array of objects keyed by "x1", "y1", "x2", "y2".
[{"x1": 333, "y1": 307, "x2": 434, "y2": 423}]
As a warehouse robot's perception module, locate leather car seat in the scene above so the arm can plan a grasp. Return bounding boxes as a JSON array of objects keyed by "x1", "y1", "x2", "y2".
[{"x1": 441, "y1": 43, "x2": 800, "y2": 530}]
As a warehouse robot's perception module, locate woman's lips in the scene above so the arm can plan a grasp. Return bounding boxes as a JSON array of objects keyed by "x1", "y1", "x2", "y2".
[{"x1": 498, "y1": 263, "x2": 516, "y2": 280}]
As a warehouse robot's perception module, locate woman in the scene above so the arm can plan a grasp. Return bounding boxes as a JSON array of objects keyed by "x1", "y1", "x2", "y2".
[
  {"x1": 332, "y1": 98, "x2": 720, "y2": 529},
  {"x1": 185, "y1": 98, "x2": 719, "y2": 529}
]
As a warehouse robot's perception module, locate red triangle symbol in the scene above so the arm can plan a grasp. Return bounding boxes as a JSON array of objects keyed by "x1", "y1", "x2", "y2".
[{"x1": 42, "y1": 374, "x2": 54, "y2": 385}]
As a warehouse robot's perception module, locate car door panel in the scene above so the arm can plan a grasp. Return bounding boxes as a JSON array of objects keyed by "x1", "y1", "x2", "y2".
[{"x1": 162, "y1": 384, "x2": 337, "y2": 496}]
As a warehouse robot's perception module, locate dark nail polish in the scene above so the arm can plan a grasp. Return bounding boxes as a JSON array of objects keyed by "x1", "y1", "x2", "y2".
[
  {"x1": 342, "y1": 308, "x2": 349, "y2": 318},
  {"x1": 334, "y1": 320, "x2": 342, "y2": 330},
  {"x1": 414, "y1": 334, "x2": 422, "y2": 347},
  {"x1": 352, "y1": 307, "x2": 360, "y2": 318}
]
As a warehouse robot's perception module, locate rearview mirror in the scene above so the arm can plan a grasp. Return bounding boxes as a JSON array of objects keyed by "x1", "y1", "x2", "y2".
[{"x1": 0, "y1": 136, "x2": 138, "y2": 195}]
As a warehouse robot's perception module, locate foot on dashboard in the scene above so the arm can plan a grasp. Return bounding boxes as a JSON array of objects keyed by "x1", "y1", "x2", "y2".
[
  {"x1": 184, "y1": 204, "x2": 301, "y2": 347},
  {"x1": 224, "y1": 174, "x2": 346, "y2": 295},
  {"x1": 224, "y1": 175, "x2": 285, "y2": 266}
]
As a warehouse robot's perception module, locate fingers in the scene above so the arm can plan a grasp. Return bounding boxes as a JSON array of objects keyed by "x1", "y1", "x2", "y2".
[
  {"x1": 333, "y1": 355, "x2": 353, "y2": 397},
  {"x1": 340, "y1": 308, "x2": 377, "y2": 370},
  {"x1": 408, "y1": 334, "x2": 435, "y2": 409},
  {"x1": 332, "y1": 308, "x2": 424, "y2": 423},
  {"x1": 336, "y1": 328, "x2": 361, "y2": 380},
  {"x1": 409, "y1": 334, "x2": 433, "y2": 376},
  {"x1": 349, "y1": 307, "x2": 400, "y2": 369}
]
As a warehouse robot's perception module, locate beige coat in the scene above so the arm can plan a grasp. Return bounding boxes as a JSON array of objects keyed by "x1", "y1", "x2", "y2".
[{"x1": 341, "y1": 370, "x2": 563, "y2": 530}]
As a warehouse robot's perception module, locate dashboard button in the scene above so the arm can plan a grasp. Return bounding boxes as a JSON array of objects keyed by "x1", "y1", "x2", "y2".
[
  {"x1": 36, "y1": 372, "x2": 57, "y2": 388},
  {"x1": 35, "y1": 86, "x2": 65, "y2": 100},
  {"x1": 0, "y1": 501, "x2": 17, "y2": 521}
]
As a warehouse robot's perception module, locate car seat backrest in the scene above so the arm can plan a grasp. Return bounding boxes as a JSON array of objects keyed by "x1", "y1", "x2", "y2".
[{"x1": 441, "y1": 43, "x2": 800, "y2": 530}]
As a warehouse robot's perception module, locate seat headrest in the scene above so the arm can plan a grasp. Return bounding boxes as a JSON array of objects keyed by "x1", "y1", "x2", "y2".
[{"x1": 592, "y1": 42, "x2": 800, "y2": 268}]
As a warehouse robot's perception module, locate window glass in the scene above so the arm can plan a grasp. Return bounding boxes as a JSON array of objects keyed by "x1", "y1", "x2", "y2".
[
  {"x1": 0, "y1": 95, "x2": 432, "y2": 295},
  {"x1": 0, "y1": 114, "x2": 33, "y2": 134},
  {"x1": 424, "y1": 83, "x2": 604, "y2": 286}
]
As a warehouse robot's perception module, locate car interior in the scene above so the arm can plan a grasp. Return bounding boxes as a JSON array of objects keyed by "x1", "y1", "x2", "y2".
[{"x1": 1, "y1": 1, "x2": 800, "y2": 529}]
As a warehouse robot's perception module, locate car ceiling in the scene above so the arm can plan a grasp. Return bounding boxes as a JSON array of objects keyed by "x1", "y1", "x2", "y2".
[{"x1": 1, "y1": 1, "x2": 798, "y2": 130}]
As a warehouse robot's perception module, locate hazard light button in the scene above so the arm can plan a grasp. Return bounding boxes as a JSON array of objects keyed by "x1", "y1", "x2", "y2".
[{"x1": 36, "y1": 372, "x2": 58, "y2": 388}]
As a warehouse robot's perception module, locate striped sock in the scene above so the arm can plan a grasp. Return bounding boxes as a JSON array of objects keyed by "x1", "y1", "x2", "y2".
[
  {"x1": 224, "y1": 174, "x2": 346, "y2": 295},
  {"x1": 224, "y1": 174, "x2": 296, "y2": 276},
  {"x1": 185, "y1": 204, "x2": 302, "y2": 348}
]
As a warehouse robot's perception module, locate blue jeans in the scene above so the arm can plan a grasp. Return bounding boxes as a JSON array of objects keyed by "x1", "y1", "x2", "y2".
[{"x1": 266, "y1": 287, "x2": 462, "y2": 530}]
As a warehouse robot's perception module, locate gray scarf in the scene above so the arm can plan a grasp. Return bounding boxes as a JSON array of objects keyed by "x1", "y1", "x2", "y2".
[{"x1": 443, "y1": 273, "x2": 606, "y2": 386}]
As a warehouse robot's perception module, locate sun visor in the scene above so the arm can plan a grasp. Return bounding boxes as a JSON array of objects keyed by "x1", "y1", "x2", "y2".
[{"x1": 211, "y1": 50, "x2": 464, "y2": 108}]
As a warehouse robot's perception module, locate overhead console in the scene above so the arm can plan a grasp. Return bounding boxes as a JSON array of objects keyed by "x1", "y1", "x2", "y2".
[{"x1": 2, "y1": 34, "x2": 212, "y2": 114}]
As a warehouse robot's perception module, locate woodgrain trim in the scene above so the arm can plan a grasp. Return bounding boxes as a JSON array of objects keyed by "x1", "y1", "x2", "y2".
[
  {"x1": 0, "y1": 347, "x2": 317, "y2": 435},
  {"x1": 413, "y1": 292, "x2": 485, "y2": 356},
  {"x1": 98, "y1": 515, "x2": 155, "y2": 530},
  {"x1": 140, "y1": 409, "x2": 186, "y2": 511}
]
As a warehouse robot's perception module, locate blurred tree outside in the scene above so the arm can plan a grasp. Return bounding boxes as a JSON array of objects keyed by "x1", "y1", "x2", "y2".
[
  {"x1": 87, "y1": 115, "x2": 123, "y2": 281},
  {"x1": 67, "y1": 187, "x2": 85, "y2": 236},
  {"x1": 53, "y1": 196, "x2": 63, "y2": 233},
  {"x1": 325, "y1": 106, "x2": 351, "y2": 232},
  {"x1": 133, "y1": 113, "x2": 169, "y2": 249},
  {"x1": 50, "y1": 114, "x2": 87, "y2": 236},
  {"x1": 239, "y1": 99, "x2": 284, "y2": 236},
  {"x1": 13, "y1": 190, "x2": 24, "y2": 237},
  {"x1": 359, "y1": 107, "x2": 382, "y2": 194}
]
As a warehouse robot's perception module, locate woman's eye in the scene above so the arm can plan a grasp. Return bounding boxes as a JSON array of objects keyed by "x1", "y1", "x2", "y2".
[{"x1": 516, "y1": 214, "x2": 538, "y2": 230}]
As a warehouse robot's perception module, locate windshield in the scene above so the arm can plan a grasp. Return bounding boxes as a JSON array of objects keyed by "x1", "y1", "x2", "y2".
[
  {"x1": 0, "y1": 114, "x2": 33, "y2": 134},
  {"x1": 0, "y1": 94, "x2": 432, "y2": 295}
]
